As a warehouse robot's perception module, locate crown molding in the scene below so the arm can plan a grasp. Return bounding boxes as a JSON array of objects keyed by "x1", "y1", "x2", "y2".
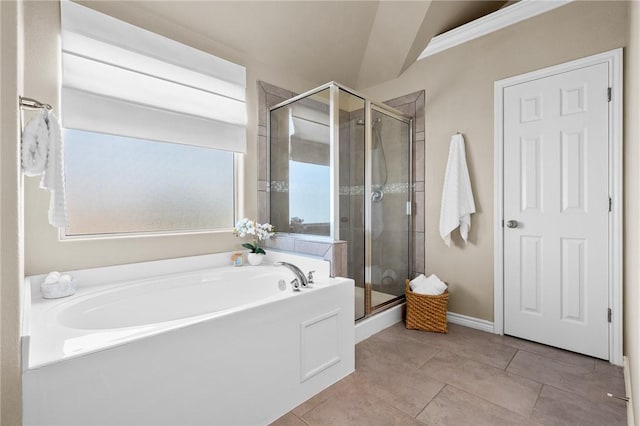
[{"x1": 417, "y1": 0, "x2": 573, "y2": 61}]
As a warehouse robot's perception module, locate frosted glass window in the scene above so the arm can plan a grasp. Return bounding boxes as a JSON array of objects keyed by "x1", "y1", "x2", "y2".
[{"x1": 64, "y1": 129, "x2": 234, "y2": 236}]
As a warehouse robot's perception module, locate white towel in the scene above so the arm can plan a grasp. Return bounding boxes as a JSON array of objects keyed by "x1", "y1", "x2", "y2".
[
  {"x1": 41, "y1": 272, "x2": 76, "y2": 299},
  {"x1": 439, "y1": 134, "x2": 475, "y2": 246},
  {"x1": 410, "y1": 273, "x2": 448, "y2": 295},
  {"x1": 21, "y1": 111, "x2": 49, "y2": 176},
  {"x1": 21, "y1": 110, "x2": 68, "y2": 228}
]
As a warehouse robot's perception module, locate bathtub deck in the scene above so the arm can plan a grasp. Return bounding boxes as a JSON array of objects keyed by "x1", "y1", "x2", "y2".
[{"x1": 23, "y1": 253, "x2": 354, "y2": 426}]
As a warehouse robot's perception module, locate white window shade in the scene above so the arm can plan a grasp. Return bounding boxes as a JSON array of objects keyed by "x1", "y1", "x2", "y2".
[{"x1": 60, "y1": 1, "x2": 247, "y2": 153}]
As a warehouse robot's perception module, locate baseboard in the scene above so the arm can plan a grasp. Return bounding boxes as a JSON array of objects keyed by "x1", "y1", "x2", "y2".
[
  {"x1": 624, "y1": 356, "x2": 635, "y2": 426},
  {"x1": 354, "y1": 304, "x2": 404, "y2": 343},
  {"x1": 447, "y1": 311, "x2": 495, "y2": 333},
  {"x1": 354, "y1": 307, "x2": 495, "y2": 344}
]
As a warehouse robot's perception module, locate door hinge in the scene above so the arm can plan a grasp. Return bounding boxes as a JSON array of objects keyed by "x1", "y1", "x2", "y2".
[
  {"x1": 609, "y1": 197, "x2": 613, "y2": 212},
  {"x1": 406, "y1": 201, "x2": 412, "y2": 216},
  {"x1": 608, "y1": 308, "x2": 612, "y2": 323},
  {"x1": 608, "y1": 87, "x2": 612, "y2": 102}
]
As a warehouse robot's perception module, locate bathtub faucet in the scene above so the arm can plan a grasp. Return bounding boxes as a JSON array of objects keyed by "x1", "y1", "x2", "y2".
[{"x1": 274, "y1": 262, "x2": 310, "y2": 289}]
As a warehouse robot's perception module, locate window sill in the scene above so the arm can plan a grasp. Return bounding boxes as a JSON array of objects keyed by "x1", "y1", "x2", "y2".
[{"x1": 58, "y1": 227, "x2": 235, "y2": 242}]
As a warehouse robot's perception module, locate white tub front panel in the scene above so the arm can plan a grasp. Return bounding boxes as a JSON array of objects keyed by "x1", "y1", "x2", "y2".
[{"x1": 23, "y1": 278, "x2": 354, "y2": 426}]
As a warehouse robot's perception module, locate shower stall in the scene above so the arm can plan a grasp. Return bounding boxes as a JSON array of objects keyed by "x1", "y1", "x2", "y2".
[{"x1": 269, "y1": 82, "x2": 412, "y2": 320}]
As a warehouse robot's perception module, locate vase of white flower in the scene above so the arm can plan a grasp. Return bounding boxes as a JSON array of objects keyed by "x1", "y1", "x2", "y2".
[
  {"x1": 233, "y1": 218, "x2": 275, "y2": 266},
  {"x1": 247, "y1": 253, "x2": 263, "y2": 266}
]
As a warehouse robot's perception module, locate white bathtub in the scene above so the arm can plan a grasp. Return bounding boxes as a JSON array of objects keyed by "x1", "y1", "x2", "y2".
[{"x1": 22, "y1": 252, "x2": 355, "y2": 425}]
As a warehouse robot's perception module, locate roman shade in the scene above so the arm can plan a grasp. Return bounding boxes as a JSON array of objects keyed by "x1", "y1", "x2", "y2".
[{"x1": 60, "y1": 1, "x2": 247, "y2": 153}]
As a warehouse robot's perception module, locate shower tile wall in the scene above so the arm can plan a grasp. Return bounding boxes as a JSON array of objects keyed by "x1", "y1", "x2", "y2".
[{"x1": 256, "y1": 81, "x2": 425, "y2": 279}]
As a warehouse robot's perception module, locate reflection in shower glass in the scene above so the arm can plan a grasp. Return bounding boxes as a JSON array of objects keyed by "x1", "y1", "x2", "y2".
[
  {"x1": 371, "y1": 118, "x2": 387, "y2": 203},
  {"x1": 270, "y1": 89, "x2": 331, "y2": 236},
  {"x1": 289, "y1": 161, "x2": 330, "y2": 234}
]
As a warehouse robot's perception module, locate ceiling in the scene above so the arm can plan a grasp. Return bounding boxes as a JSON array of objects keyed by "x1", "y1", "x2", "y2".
[{"x1": 86, "y1": 1, "x2": 509, "y2": 90}]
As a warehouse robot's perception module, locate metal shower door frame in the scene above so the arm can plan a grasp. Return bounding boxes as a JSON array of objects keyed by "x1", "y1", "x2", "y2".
[{"x1": 364, "y1": 103, "x2": 413, "y2": 317}]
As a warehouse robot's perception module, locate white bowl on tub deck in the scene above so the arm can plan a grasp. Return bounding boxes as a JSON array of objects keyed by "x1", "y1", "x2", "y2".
[{"x1": 21, "y1": 251, "x2": 354, "y2": 426}]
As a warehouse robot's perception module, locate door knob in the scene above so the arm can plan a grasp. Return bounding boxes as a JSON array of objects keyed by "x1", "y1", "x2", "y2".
[{"x1": 506, "y1": 220, "x2": 518, "y2": 229}]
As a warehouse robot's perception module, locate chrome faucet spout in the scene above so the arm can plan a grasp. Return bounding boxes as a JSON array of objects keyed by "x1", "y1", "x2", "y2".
[{"x1": 274, "y1": 261, "x2": 309, "y2": 288}]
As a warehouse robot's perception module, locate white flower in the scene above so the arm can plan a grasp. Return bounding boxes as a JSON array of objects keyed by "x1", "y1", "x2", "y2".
[{"x1": 233, "y1": 218, "x2": 275, "y2": 242}]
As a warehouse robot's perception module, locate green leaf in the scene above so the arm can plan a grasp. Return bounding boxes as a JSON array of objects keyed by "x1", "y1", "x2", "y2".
[
  {"x1": 254, "y1": 247, "x2": 266, "y2": 255},
  {"x1": 241, "y1": 243, "x2": 255, "y2": 252}
]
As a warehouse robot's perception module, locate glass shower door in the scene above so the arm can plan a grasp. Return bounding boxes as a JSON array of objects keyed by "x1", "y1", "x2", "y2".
[
  {"x1": 366, "y1": 107, "x2": 411, "y2": 312},
  {"x1": 268, "y1": 82, "x2": 412, "y2": 321}
]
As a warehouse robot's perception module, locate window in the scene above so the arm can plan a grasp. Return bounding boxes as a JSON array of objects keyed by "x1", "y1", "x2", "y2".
[
  {"x1": 64, "y1": 130, "x2": 234, "y2": 236},
  {"x1": 61, "y1": 2, "x2": 246, "y2": 237}
]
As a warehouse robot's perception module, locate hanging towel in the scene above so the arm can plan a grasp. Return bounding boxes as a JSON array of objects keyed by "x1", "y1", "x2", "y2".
[
  {"x1": 439, "y1": 133, "x2": 475, "y2": 246},
  {"x1": 21, "y1": 110, "x2": 68, "y2": 228},
  {"x1": 21, "y1": 111, "x2": 49, "y2": 176}
]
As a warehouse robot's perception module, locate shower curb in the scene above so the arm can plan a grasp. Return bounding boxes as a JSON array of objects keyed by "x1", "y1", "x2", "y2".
[{"x1": 355, "y1": 304, "x2": 405, "y2": 343}]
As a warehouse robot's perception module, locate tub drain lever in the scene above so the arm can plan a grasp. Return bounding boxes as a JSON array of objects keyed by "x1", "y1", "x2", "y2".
[{"x1": 290, "y1": 278, "x2": 301, "y2": 291}]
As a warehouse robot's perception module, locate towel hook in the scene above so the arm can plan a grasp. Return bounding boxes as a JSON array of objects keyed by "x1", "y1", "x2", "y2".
[{"x1": 19, "y1": 96, "x2": 52, "y2": 111}]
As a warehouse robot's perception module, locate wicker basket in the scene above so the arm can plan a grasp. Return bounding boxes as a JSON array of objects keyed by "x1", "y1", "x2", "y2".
[{"x1": 405, "y1": 279, "x2": 448, "y2": 333}]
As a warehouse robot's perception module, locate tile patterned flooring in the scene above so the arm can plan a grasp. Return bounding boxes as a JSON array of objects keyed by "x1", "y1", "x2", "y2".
[{"x1": 272, "y1": 322, "x2": 627, "y2": 426}]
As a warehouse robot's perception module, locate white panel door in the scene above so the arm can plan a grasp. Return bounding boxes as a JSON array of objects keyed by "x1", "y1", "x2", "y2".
[{"x1": 503, "y1": 62, "x2": 610, "y2": 359}]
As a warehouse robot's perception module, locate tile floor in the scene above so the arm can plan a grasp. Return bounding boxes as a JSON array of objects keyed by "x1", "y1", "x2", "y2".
[{"x1": 272, "y1": 322, "x2": 627, "y2": 426}]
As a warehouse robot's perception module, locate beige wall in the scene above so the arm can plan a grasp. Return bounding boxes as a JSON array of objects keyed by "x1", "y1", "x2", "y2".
[
  {"x1": 7, "y1": 1, "x2": 638, "y2": 423},
  {"x1": 22, "y1": 1, "x2": 320, "y2": 276},
  {"x1": 624, "y1": 0, "x2": 639, "y2": 421},
  {"x1": 361, "y1": 1, "x2": 629, "y2": 321},
  {"x1": 6, "y1": 1, "x2": 321, "y2": 422},
  {"x1": 1, "y1": 1, "x2": 24, "y2": 424}
]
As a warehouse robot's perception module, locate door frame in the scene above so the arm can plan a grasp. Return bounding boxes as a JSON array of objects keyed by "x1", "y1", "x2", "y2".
[{"x1": 493, "y1": 48, "x2": 623, "y2": 364}]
